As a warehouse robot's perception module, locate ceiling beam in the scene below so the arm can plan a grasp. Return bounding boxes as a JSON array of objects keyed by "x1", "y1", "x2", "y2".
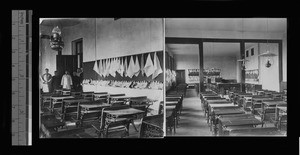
[{"x1": 166, "y1": 37, "x2": 282, "y2": 44}]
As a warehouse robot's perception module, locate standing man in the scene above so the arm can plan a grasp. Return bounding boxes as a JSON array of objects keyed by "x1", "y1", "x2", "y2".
[
  {"x1": 51, "y1": 71, "x2": 61, "y2": 92},
  {"x1": 40, "y1": 68, "x2": 52, "y2": 93},
  {"x1": 61, "y1": 71, "x2": 73, "y2": 90},
  {"x1": 72, "y1": 71, "x2": 80, "y2": 91},
  {"x1": 76, "y1": 68, "x2": 83, "y2": 92}
]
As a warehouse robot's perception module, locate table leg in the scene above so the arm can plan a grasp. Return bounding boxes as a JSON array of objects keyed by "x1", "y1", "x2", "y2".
[{"x1": 131, "y1": 119, "x2": 139, "y2": 132}]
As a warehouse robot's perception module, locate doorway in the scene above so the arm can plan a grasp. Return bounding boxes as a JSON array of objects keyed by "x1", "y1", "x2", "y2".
[
  {"x1": 176, "y1": 70, "x2": 186, "y2": 85},
  {"x1": 56, "y1": 55, "x2": 78, "y2": 78},
  {"x1": 72, "y1": 38, "x2": 83, "y2": 69}
]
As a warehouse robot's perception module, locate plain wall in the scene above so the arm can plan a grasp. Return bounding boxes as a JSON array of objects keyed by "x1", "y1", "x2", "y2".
[
  {"x1": 204, "y1": 56, "x2": 237, "y2": 80},
  {"x1": 39, "y1": 25, "x2": 58, "y2": 76},
  {"x1": 62, "y1": 18, "x2": 164, "y2": 62},
  {"x1": 175, "y1": 54, "x2": 237, "y2": 83},
  {"x1": 40, "y1": 18, "x2": 164, "y2": 81}
]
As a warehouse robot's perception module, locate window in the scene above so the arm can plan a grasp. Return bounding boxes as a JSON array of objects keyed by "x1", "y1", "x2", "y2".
[
  {"x1": 72, "y1": 38, "x2": 83, "y2": 68},
  {"x1": 251, "y1": 48, "x2": 254, "y2": 56},
  {"x1": 246, "y1": 50, "x2": 249, "y2": 57}
]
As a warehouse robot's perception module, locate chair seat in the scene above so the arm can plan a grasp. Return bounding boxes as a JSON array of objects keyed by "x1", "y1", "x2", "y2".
[{"x1": 107, "y1": 126, "x2": 127, "y2": 132}]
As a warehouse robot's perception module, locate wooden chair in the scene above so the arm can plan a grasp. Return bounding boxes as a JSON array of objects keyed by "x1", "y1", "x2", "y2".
[
  {"x1": 94, "y1": 93, "x2": 109, "y2": 102},
  {"x1": 166, "y1": 106, "x2": 177, "y2": 135},
  {"x1": 71, "y1": 92, "x2": 82, "y2": 98},
  {"x1": 243, "y1": 96, "x2": 253, "y2": 112},
  {"x1": 129, "y1": 97, "x2": 150, "y2": 117},
  {"x1": 82, "y1": 91, "x2": 94, "y2": 101},
  {"x1": 139, "y1": 114, "x2": 164, "y2": 138},
  {"x1": 62, "y1": 90, "x2": 71, "y2": 96},
  {"x1": 166, "y1": 98, "x2": 182, "y2": 126},
  {"x1": 91, "y1": 105, "x2": 131, "y2": 138},
  {"x1": 158, "y1": 101, "x2": 164, "y2": 115},
  {"x1": 41, "y1": 94, "x2": 52, "y2": 111}
]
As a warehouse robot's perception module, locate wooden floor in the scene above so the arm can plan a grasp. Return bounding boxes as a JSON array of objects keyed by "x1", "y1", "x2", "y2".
[{"x1": 166, "y1": 88, "x2": 212, "y2": 136}]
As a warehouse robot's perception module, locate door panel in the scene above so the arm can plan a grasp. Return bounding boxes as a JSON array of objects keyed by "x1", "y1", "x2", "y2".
[
  {"x1": 56, "y1": 55, "x2": 78, "y2": 78},
  {"x1": 176, "y1": 70, "x2": 186, "y2": 85}
]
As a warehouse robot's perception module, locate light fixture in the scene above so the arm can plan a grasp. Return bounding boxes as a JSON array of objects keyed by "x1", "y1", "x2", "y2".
[
  {"x1": 49, "y1": 25, "x2": 64, "y2": 51},
  {"x1": 258, "y1": 18, "x2": 277, "y2": 68},
  {"x1": 237, "y1": 59, "x2": 249, "y2": 70}
]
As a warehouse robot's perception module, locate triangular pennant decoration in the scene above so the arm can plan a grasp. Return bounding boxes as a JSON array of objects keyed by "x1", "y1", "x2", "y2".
[
  {"x1": 152, "y1": 52, "x2": 163, "y2": 79},
  {"x1": 93, "y1": 60, "x2": 99, "y2": 75},
  {"x1": 127, "y1": 56, "x2": 135, "y2": 78},
  {"x1": 134, "y1": 55, "x2": 140, "y2": 77},
  {"x1": 140, "y1": 53, "x2": 145, "y2": 76},
  {"x1": 144, "y1": 53, "x2": 155, "y2": 77}
]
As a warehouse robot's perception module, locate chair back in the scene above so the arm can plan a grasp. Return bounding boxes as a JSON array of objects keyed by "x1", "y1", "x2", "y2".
[
  {"x1": 71, "y1": 92, "x2": 82, "y2": 98},
  {"x1": 158, "y1": 101, "x2": 164, "y2": 115},
  {"x1": 100, "y1": 105, "x2": 131, "y2": 136},
  {"x1": 139, "y1": 114, "x2": 164, "y2": 138}
]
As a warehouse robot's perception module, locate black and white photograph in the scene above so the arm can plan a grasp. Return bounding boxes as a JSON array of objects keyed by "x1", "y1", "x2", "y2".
[
  {"x1": 165, "y1": 18, "x2": 287, "y2": 136},
  {"x1": 39, "y1": 18, "x2": 164, "y2": 138}
]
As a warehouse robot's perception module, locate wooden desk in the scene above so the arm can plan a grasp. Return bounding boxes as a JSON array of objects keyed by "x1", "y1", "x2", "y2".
[
  {"x1": 61, "y1": 99, "x2": 90, "y2": 120},
  {"x1": 50, "y1": 96, "x2": 74, "y2": 112},
  {"x1": 210, "y1": 106, "x2": 245, "y2": 135},
  {"x1": 80, "y1": 103, "x2": 111, "y2": 111},
  {"x1": 63, "y1": 99, "x2": 90, "y2": 106},
  {"x1": 228, "y1": 127, "x2": 284, "y2": 136},
  {"x1": 218, "y1": 115, "x2": 262, "y2": 136},
  {"x1": 41, "y1": 114, "x2": 65, "y2": 132},
  {"x1": 109, "y1": 96, "x2": 147, "y2": 104},
  {"x1": 104, "y1": 108, "x2": 145, "y2": 132},
  {"x1": 251, "y1": 97, "x2": 273, "y2": 114},
  {"x1": 104, "y1": 108, "x2": 144, "y2": 117},
  {"x1": 204, "y1": 99, "x2": 231, "y2": 118},
  {"x1": 261, "y1": 101, "x2": 286, "y2": 113}
]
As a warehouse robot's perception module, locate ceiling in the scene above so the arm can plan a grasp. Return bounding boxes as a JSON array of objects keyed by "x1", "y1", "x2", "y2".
[
  {"x1": 39, "y1": 18, "x2": 87, "y2": 28},
  {"x1": 166, "y1": 18, "x2": 287, "y2": 33},
  {"x1": 165, "y1": 18, "x2": 286, "y2": 57}
]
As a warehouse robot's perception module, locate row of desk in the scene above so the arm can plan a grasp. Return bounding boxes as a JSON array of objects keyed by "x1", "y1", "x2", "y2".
[
  {"x1": 40, "y1": 92, "x2": 159, "y2": 138},
  {"x1": 200, "y1": 90, "x2": 287, "y2": 136}
]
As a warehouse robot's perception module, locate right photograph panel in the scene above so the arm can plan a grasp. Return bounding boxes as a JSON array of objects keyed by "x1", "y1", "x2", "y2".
[{"x1": 164, "y1": 18, "x2": 287, "y2": 137}]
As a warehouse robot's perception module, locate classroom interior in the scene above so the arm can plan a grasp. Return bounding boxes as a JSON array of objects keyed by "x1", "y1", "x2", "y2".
[
  {"x1": 165, "y1": 18, "x2": 287, "y2": 136},
  {"x1": 39, "y1": 18, "x2": 287, "y2": 138},
  {"x1": 39, "y1": 18, "x2": 164, "y2": 138}
]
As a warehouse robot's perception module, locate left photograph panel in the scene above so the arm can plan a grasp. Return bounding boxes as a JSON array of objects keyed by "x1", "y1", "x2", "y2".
[{"x1": 39, "y1": 18, "x2": 164, "y2": 138}]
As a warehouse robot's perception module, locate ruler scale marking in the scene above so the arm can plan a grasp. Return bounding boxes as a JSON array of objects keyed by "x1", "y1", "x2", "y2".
[{"x1": 12, "y1": 10, "x2": 32, "y2": 146}]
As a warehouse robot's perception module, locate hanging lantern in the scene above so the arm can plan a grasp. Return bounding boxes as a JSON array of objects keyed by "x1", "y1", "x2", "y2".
[
  {"x1": 49, "y1": 26, "x2": 64, "y2": 51},
  {"x1": 259, "y1": 48, "x2": 277, "y2": 68}
]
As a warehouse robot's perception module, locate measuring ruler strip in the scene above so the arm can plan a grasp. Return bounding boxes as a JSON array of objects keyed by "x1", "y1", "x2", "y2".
[{"x1": 11, "y1": 10, "x2": 32, "y2": 146}]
